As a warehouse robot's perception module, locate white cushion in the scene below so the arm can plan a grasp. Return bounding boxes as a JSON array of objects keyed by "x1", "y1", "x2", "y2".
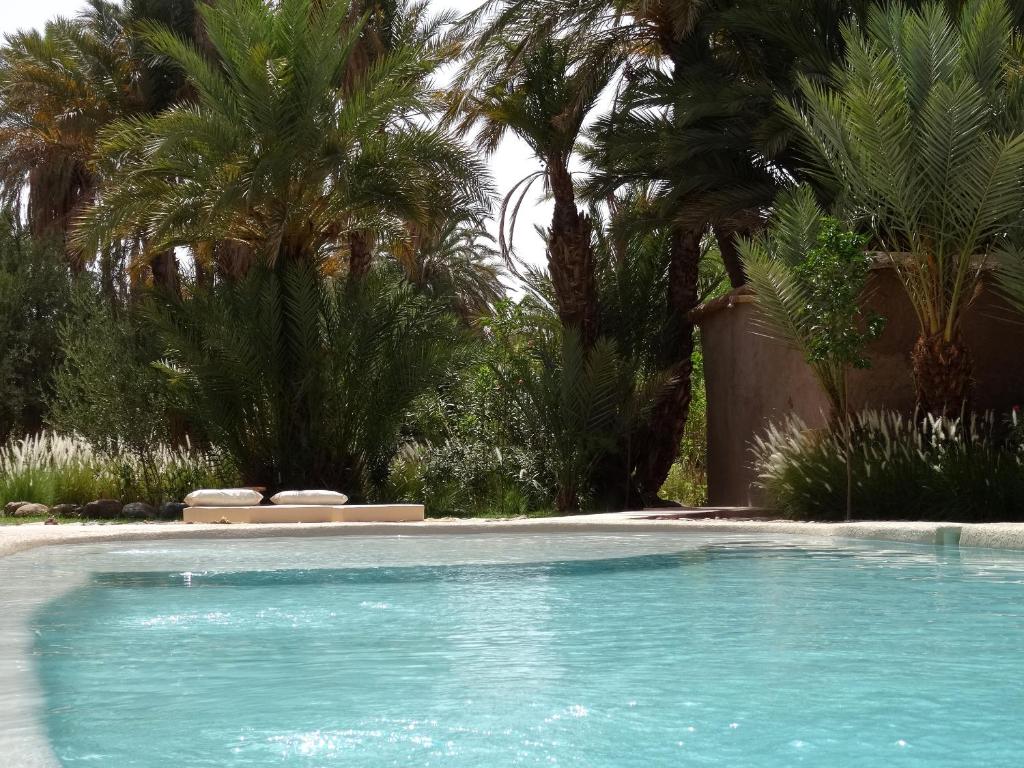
[
  {"x1": 185, "y1": 488, "x2": 264, "y2": 507},
  {"x1": 270, "y1": 490, "x2": 349, "y2": 506}
]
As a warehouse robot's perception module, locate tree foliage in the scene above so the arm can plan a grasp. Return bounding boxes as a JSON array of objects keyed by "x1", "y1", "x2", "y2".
[
  {"x1": 80, "y1": 0, "x2": 489, "y2": 273},
  {"x1": 785, "y1": 0, "x2": 1024, "y2": 413},
  {"x1": 741, "y1": 187, "x2": 883, "y2": 416},
  {"x1": 0, "y1": 217, "x2": 71, "y2": 442},
  {"x1": 151, "y1": 265, "x2": 462, "y2": 497}
]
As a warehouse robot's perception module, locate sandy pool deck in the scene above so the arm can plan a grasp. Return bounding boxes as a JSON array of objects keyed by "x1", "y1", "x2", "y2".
[{"x1": 4, "y1": 512, "x2": 1024, "y2": 557}]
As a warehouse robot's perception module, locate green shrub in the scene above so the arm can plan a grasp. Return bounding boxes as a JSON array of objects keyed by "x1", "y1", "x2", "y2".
[
  {"x1": 741, "y1": 189, "x2": 884, "y2": 417},
  {"x1": 753, "y1": 411, "x2": 1024, "y2": 522},
  {"x1": 659, "y1": 343, "x2": 709, "y2": 506},
  {"x1": 386, "y1": 440, "x2": 546, "y2": 518},
  {"x1": 149, "y1": 265, "x2": 463, "y2": 498},
  {"x1": 49, "y1": 285, "x2": 175, "y2": 454},
  {"x1": 386, "y1": 338, "x2": 552, "y2": 517},
  {"x1": 0, "y1": 217, "x2": 72, "y2": 442}
]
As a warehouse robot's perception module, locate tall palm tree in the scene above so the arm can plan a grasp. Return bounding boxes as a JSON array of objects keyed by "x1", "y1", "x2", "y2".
[
  {"x1": 340, "y1": 0, "x2": 466, "y2": 279},
  {"x1": 0, "y1": 0, "x2": 198, "y2": 290},
  {"x1": 785, "y1": 0, "x2": 1024, "y2": 415},
  {"x1": 0, "y1": 10, "x2": 127, "y2": 271},
  {"x1": 452, "y1": 24, "x2": 622, "y2": 347},
  {"x1": 459, "y1": 0, "x2": 874, "y2": 500},
  {"x1": 79, "y1": 0, "x2": 488, "y2": 277}
]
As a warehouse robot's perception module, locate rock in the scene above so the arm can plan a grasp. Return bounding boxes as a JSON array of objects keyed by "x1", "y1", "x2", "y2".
[
  {"x1": 44, "y1": 516, "x2": 58, "y2": 525},
  {"x1": 14, "y1": 503, "x2": 49, "y2": 517},
  {"x1": 159, "y1": 502, "x2": 187, "y2": 521},
  {"x1": 83, "y1": 499, "x2": 123, "y2": 519},
  {"x1": 4, "y1": 501, "x2": 29, "y2": 516},
  {"x1": 122, "y1": 502, "x2": 158, "y2": 520},
  {"x1": 51, "y1": 503, "x2": 83, "y2": 518}
]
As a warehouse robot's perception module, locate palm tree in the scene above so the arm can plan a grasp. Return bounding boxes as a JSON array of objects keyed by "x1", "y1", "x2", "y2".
[
  {"x1": 784, "y1": 0, "x2": 1024, "y2": 416},
  {"x1": 340, "y1": 1, "x2": 467, "y2": 279},
  {"x1": 461, "y1": 0, "x2": 871, "y2": 500},
  {"x1": 0, "y1": 11, "x2": 127, "y2": 270},
  {"x1": 0, "y1": 1, "x2": 198, "y2": 290},
  {"x1": 386, "y1": 215, "x2": 506, "y2": 321},
  {"x1": 79, "y1": 0, "x2": 488, "y2": 277},
  {"x1": 151, "y1": 264, "x2": 462, "y2": 494},
  {"x1": 452, "y1": 25, "x2": 622, "y2": 347}
]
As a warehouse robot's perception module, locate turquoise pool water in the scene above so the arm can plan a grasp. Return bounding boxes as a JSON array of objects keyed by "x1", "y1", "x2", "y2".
[{"x1": 24, "y1": 535, "x2": 1024, "y2": 766}]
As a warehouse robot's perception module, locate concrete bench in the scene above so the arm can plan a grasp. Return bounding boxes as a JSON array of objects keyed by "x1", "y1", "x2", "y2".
[{"x1": 183, "y1": 504, "x2": 425, "y2": 524}]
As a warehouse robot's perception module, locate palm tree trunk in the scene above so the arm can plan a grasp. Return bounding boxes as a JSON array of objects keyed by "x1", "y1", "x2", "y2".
[
  {"x1": 216, "y1": 241, "x2": 253, "y2": 282},
  {"x1": 714, "y1": 225, "x2": 747, "y2": 288},
  {"x1": 555, "y1": 484, "x2": 580, "y2": 514},
  {"x1": 911, "y1": 332, "x2": 972, "y2": 417},
  {"x1": 635, "y1": 227, "x2": 703, "y2": 502},
  {"x1": 546, "y1": 159, "x2": 599, "y2": 347},
  {"x1": 150, "y1": 249, "x2": 181, "y2": 296},
  {"x1": 348, "y1": 230, "x2": 374, "y2": 280},
  {"x1": 100, "y1": 247, "x2": 117, "y2": 305},
  {"x1": 28, "y1": 162, "x2": 93, "y2": 274}
]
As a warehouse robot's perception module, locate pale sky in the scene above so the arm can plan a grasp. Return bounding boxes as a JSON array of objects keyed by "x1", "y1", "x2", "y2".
[{"x1": 0, "y1": 0, "x2": 550, "y2": 271}]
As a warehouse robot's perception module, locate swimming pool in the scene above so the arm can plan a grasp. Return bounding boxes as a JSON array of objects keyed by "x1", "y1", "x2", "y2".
[{"x1": 2, "y1": 533, "x2": 1023, "y2": 766}]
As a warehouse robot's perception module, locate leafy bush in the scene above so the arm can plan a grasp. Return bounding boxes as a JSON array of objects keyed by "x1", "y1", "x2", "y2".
[
  {"x1": 150, "y1": 265, "x2": 463, "y2": 498},
  {"x1": 659, "y1": 345, "x2": 709, "y2": 506},
  {"x1": 49, "y1": 284, "x2": 175, "y2": 453},
  {"x1": 386, "y1": 325, "x2": 552, "y2": 517},
  {"x1": 0, "y1": 432, "x2": 237, "y2": 508},
  {"x1": 386, "y1": 440, "x2": 546, "y2": 518},
  {"x1": 753, "y1": 411, "x2": 1024, "y2": 522},
  {"x1": 0, "y1": 217, "x2": 72, "y2": 442},
  {"x1": 741, "y1": 188, "x2": 883, "y2": 417},
  {"x1": 483, "y1": 302, "x2": 668, "y2": 512}
]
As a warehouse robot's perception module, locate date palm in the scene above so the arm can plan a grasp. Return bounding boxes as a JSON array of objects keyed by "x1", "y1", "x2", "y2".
[
  {"x1": 341, "y1": 0, "x2": 466, "y2": 278},
  {"x1": 0, "y1": 10, "x2": 130, "y2": 270},
  {"x1": 386, "y1": 215, "x2": 505, "y2": 321},
  {"x1": 80, "y1": 0, "x2": 488, "y2": 277},
  {"x1": 784, "y1": 0, "x2": 1024, "y2": 415},
  {"x1": 452, "y1": 24, "x2": 622, "y2": 347},
  {"x1": 0, "y1": 0, "x2": 197, "y2": 287},
  {"x1": 460, "y1": 0, "x2": 871, "y2": 499}
]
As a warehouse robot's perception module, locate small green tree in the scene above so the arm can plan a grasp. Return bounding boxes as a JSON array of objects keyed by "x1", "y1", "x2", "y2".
[
  {"x1": 741, "y1": 188, "x2": 885, "y2": 519},
  {"x1": 49, "y1": 284, "x2": 174, "y2": 454},
  {"x1": 741, "y1": 188, "x2": 884, "y2": 420}
]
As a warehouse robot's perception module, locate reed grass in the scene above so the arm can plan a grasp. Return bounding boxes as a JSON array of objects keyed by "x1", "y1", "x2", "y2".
[
  {"x1": 0, "y1": 432, "x2": 238, "y2": 509},
  {"x1": 753, "y1": 411, "x2": 1024, "y2": 522}
]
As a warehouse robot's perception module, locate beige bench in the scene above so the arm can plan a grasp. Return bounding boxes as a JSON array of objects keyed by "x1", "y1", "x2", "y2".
[{"x1": 183, "y1": 504, "x2": 425, "y2": 524}]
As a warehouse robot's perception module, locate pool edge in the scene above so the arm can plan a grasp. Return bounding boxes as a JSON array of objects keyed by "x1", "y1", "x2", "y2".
[{"x1": 4, "y1": 517, "x2": 1024, "y2": 558}]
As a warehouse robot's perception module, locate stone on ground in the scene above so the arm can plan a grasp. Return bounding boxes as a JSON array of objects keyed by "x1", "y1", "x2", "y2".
[
  {"x1": 51, "y1": 503, "x2": 83, "y2": 517},
  {"x1": 159, "y1": 502, "x2": 187, "y2": 520},
  {"x1": 84, "y1": 499, "x2": 124, "y2": 519},
  {"x1": 14, "y1": 503, "x2": 49, "y2": 517},
  {"x1": 4, "y1": 501, "x2": 29, "y2": 516},
  {"x1": 122, "y1": 502, "x2": 158, "y2": 520}
]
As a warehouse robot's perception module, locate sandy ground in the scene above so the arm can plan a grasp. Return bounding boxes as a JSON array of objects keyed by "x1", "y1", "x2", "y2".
[{"x1": 4, "y1": 512, "x2": 1024, "y2": 557}]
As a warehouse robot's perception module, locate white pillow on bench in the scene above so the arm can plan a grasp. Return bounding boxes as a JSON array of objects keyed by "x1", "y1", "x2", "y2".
[
  {"x1": 270, "y1": 490, "x2": 349, "y2": 505},
  {"x1": 185, "y1": 488, "x2": 264, "y2": 507}
]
